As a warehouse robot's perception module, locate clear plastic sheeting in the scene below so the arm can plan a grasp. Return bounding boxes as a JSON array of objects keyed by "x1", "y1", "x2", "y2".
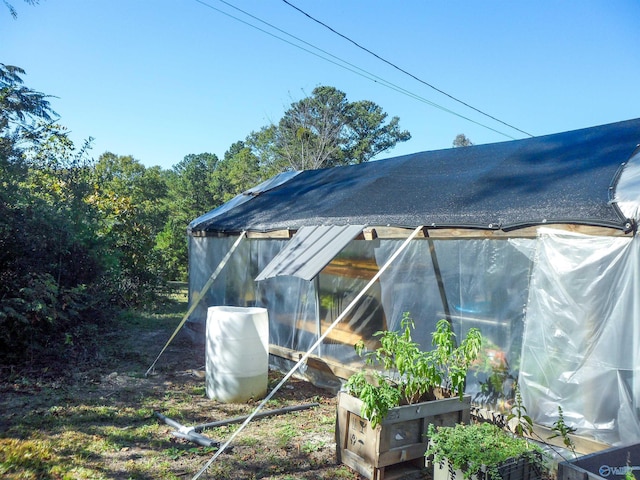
[
  {"x1": 520, "y1": 228, "x2": 640, "y2": 445},
  {"x1": 188, "y1": 230, "x2": 640, "y2": 446},
  {"x1": 375, "y1": 238, "x2": 534, "y2": 404},
  {"x1": 256, "y1": 274, "x2": 317, "y2": 351},
  {"x1": 613, "y1": 149, "x2": 640, "y2": 223},
  {"x1": 315, "y1": 240, "x2": 385, "y2": 362},
  {"x1": 186, "y1": 236, "x2": 286, "y2": 341},
  {"x1": 188, "y1": 236, "x2": 533, "y2": 403}
]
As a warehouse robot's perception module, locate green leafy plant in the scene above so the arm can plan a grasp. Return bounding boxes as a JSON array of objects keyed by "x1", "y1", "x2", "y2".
[
  {"x1": 277, "y1": 423, "x2": 298, "y2": 448},
  {"x1": 548, "y1": 406, "x2": 577, "y2": 457},
  {"x1": 506, "y1": 383, "x2": 533, "y2": 437},
  {"x1": 427, "y1": 422, "x2": 546, "y2": 480},
  {"x1": 344, "y1": 313, "x2": 482, "y2": 427}
]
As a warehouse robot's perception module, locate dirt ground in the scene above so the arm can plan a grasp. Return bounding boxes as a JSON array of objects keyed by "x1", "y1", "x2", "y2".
[{"x1": 0, "y1": 306, "x2": 431, "y2": 479}]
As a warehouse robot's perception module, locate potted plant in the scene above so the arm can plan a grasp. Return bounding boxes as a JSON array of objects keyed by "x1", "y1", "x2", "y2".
[
  {"x1": 427, "y1": 422, "x2": 546, "y2": 480},
  {"x1": 335, "y1": 313, "x2": 483, "y2": 480}
]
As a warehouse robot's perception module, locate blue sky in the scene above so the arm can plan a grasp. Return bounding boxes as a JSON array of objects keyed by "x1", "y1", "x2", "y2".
[{"x1": 3, "y1": 1, "x2": 640, "y2": 171}]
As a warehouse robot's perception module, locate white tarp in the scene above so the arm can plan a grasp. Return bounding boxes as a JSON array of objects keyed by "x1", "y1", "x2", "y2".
[{"x1": 520, "y1": 227, "x2": 640, "y2": 445}]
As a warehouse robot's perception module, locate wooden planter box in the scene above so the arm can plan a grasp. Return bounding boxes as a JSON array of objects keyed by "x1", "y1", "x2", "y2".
[
  {"x1": 434, "y1": 456, "x2": 542, "y2": 480},
  {"x1": 336, "y1": 391, "x2": 471, "y2": 480},
  {"x1": 558, "y1": 443, "x2": 640, "y2": 480}
]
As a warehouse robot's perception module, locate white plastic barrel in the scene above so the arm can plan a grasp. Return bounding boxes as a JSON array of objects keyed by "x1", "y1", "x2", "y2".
[{"x1": 205, "y1": 306, "x2": 269, "y2": 403}]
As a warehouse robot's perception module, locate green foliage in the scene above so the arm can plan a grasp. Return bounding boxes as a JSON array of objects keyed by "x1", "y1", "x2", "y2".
[
  {"x1": 1, "y1": 65, "x2": 412, "y2": 369},
  {"x1": 0, "y1": 118, "x2": 113, "y2": 364},
  {"x1": 302, "y1": 439, "x2": 327, "y2": 453},
  {"x1": 2, "y1": 0, "x2": 39, "y2": 19},
  {"x1": 548, "y1": 406, "x2": 577, "y2": 457},
  {"x1": 0, "y1": 65, "x2": 170, "y2": 366},
  {"x1": 344, "y1": 314, "x2": 482, "y2": 428},
  {"x1": 159, "y1": 152, "x2": 222, "y2": 281},
  {"x1": 427, "y1": 422, "x2": 545, "y2": 480},
  {"x1": 155, "y1": 218, "x2": 189, "y2": 281},
  {"x1": 90, "y1": 152, "x2": 170, "y2": 306},
  {"x1": 453, "y1": 133, "x2": 474, "y2": 148},
  {"x1": 0, "y1": 63, "x2": 55, "y2": 134},
  {"x1": 168, "y1": 152, "x2": 220, "y2": 214},
  {"x1": 430, "y1": 319, "x2": 483, "y2": 396},
  {"x1": 218, "y1": 141, "x2": 264, "y2": 202},
  {"x1": 343, "y1": 372, "x2": 401, "y2": 428},
  {"x1": 250, "y1": 85, "x2": 411, "y2": 171},
  {"x1": 506, "y1": 383, "x2": 533, "y2": 437},
  {"x1": 343, "y1": 99, "x2": 411, "y2": 164},
  {"x1": 276, "y1": 423, "x2": 298, "y2": 448},
  {"x1": 0, "y1": 437, "x2": 57, "y2": 477}
]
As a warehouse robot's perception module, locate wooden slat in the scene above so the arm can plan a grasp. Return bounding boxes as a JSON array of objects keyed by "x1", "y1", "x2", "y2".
[
  {"x1": 195, "y1": 224, "x2": 631, "y2": 239},
  {"x1": 268, "y1": 344, "x2": 361, "y2": 381},
  {"x1": 322, "y1": 257, "x2": 379, "y2": 279},
  {"x1": 372, "y1": 224, "x2": 631, "y2": 239},
  {"x1": 382, "y1": 396, "x2": 471, "y2": 424},
  {"x1": 246, "y1": 229, "x2": 294, "y2": 239}
]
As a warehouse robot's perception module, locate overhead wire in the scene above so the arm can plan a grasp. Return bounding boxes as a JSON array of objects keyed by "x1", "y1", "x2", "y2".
[
  {"x1": 193, "y1": 0, "x2": 519, "y2": 140},
  {"x1": 281, "y1": 0, "x2": 533, "y2": 138}
]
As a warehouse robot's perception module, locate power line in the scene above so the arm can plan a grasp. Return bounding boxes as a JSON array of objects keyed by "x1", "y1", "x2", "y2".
[
  {"x1": 281, "y1": 0, "x2": 533, "y2": 138},
  {"x1": 193, "y1": 0, "x2": 517, "y2": 139}
]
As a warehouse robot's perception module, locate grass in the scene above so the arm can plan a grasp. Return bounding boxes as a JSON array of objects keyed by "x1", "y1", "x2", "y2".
[{"x1": 0, "y1": 288, "x2": 364, "y2": 479}]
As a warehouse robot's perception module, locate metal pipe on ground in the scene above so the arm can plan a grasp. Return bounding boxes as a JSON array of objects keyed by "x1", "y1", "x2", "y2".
[
  {"x1": 154, "y1": 412, "x2": 220, "y2": 448},
  {"x1": 155, "y1": 403, "x2": 318, "y2": 448},
  {"x1": 193, "y1": 402, "x2": 320, "y2": 432}
]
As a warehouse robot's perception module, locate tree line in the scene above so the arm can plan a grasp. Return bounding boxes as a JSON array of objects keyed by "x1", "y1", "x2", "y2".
[{"x1": 0, "y1": 63, "x2": 411, "y2": 365}]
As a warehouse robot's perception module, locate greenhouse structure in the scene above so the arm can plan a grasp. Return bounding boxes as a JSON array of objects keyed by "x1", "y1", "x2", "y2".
[{"x1": 187, "y1": 117, "x2": 640, "y2": 447}]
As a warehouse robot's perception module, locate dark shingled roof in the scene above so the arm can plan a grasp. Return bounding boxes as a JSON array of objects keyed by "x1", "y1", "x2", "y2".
[{"x1": 189, "y1": 118, "x2": 640, "y2": 234}]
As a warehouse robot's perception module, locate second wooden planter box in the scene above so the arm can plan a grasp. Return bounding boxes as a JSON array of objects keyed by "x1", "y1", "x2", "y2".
[{"x1": 336, "y1": 391, "x2": 471, "y2": 480}]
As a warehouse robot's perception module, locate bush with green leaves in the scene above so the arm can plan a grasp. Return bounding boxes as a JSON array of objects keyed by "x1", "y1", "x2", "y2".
[
  {"x1": 427, "y1": 422, "x2": 546, "y2": 480},
  {"x1": 344, "y1": 313, "x2": 482, "y2": 427},
  {"x1": 0, "y1": 64, "x2": 122, "y2": 366}
]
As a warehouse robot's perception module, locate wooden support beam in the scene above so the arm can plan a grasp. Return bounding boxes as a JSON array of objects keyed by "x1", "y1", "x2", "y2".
[
  {"x1": 193, "y1": 224, "x2": 631, "y2": 240},
  {"x1": 245, "y1": 229, "x2": 294, "y2": 239},
  {"x1": 269, "y1": 344, "x2": 361, "y2": 381}
]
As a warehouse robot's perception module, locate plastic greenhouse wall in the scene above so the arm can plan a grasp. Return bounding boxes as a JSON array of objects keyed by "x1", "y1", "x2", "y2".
[
  {"x1": 520, "y1": 228, "x2": 640, "y2": 446},
  {"x1": 187, "y1": 229, "x2": 640, "y2": 446}
]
